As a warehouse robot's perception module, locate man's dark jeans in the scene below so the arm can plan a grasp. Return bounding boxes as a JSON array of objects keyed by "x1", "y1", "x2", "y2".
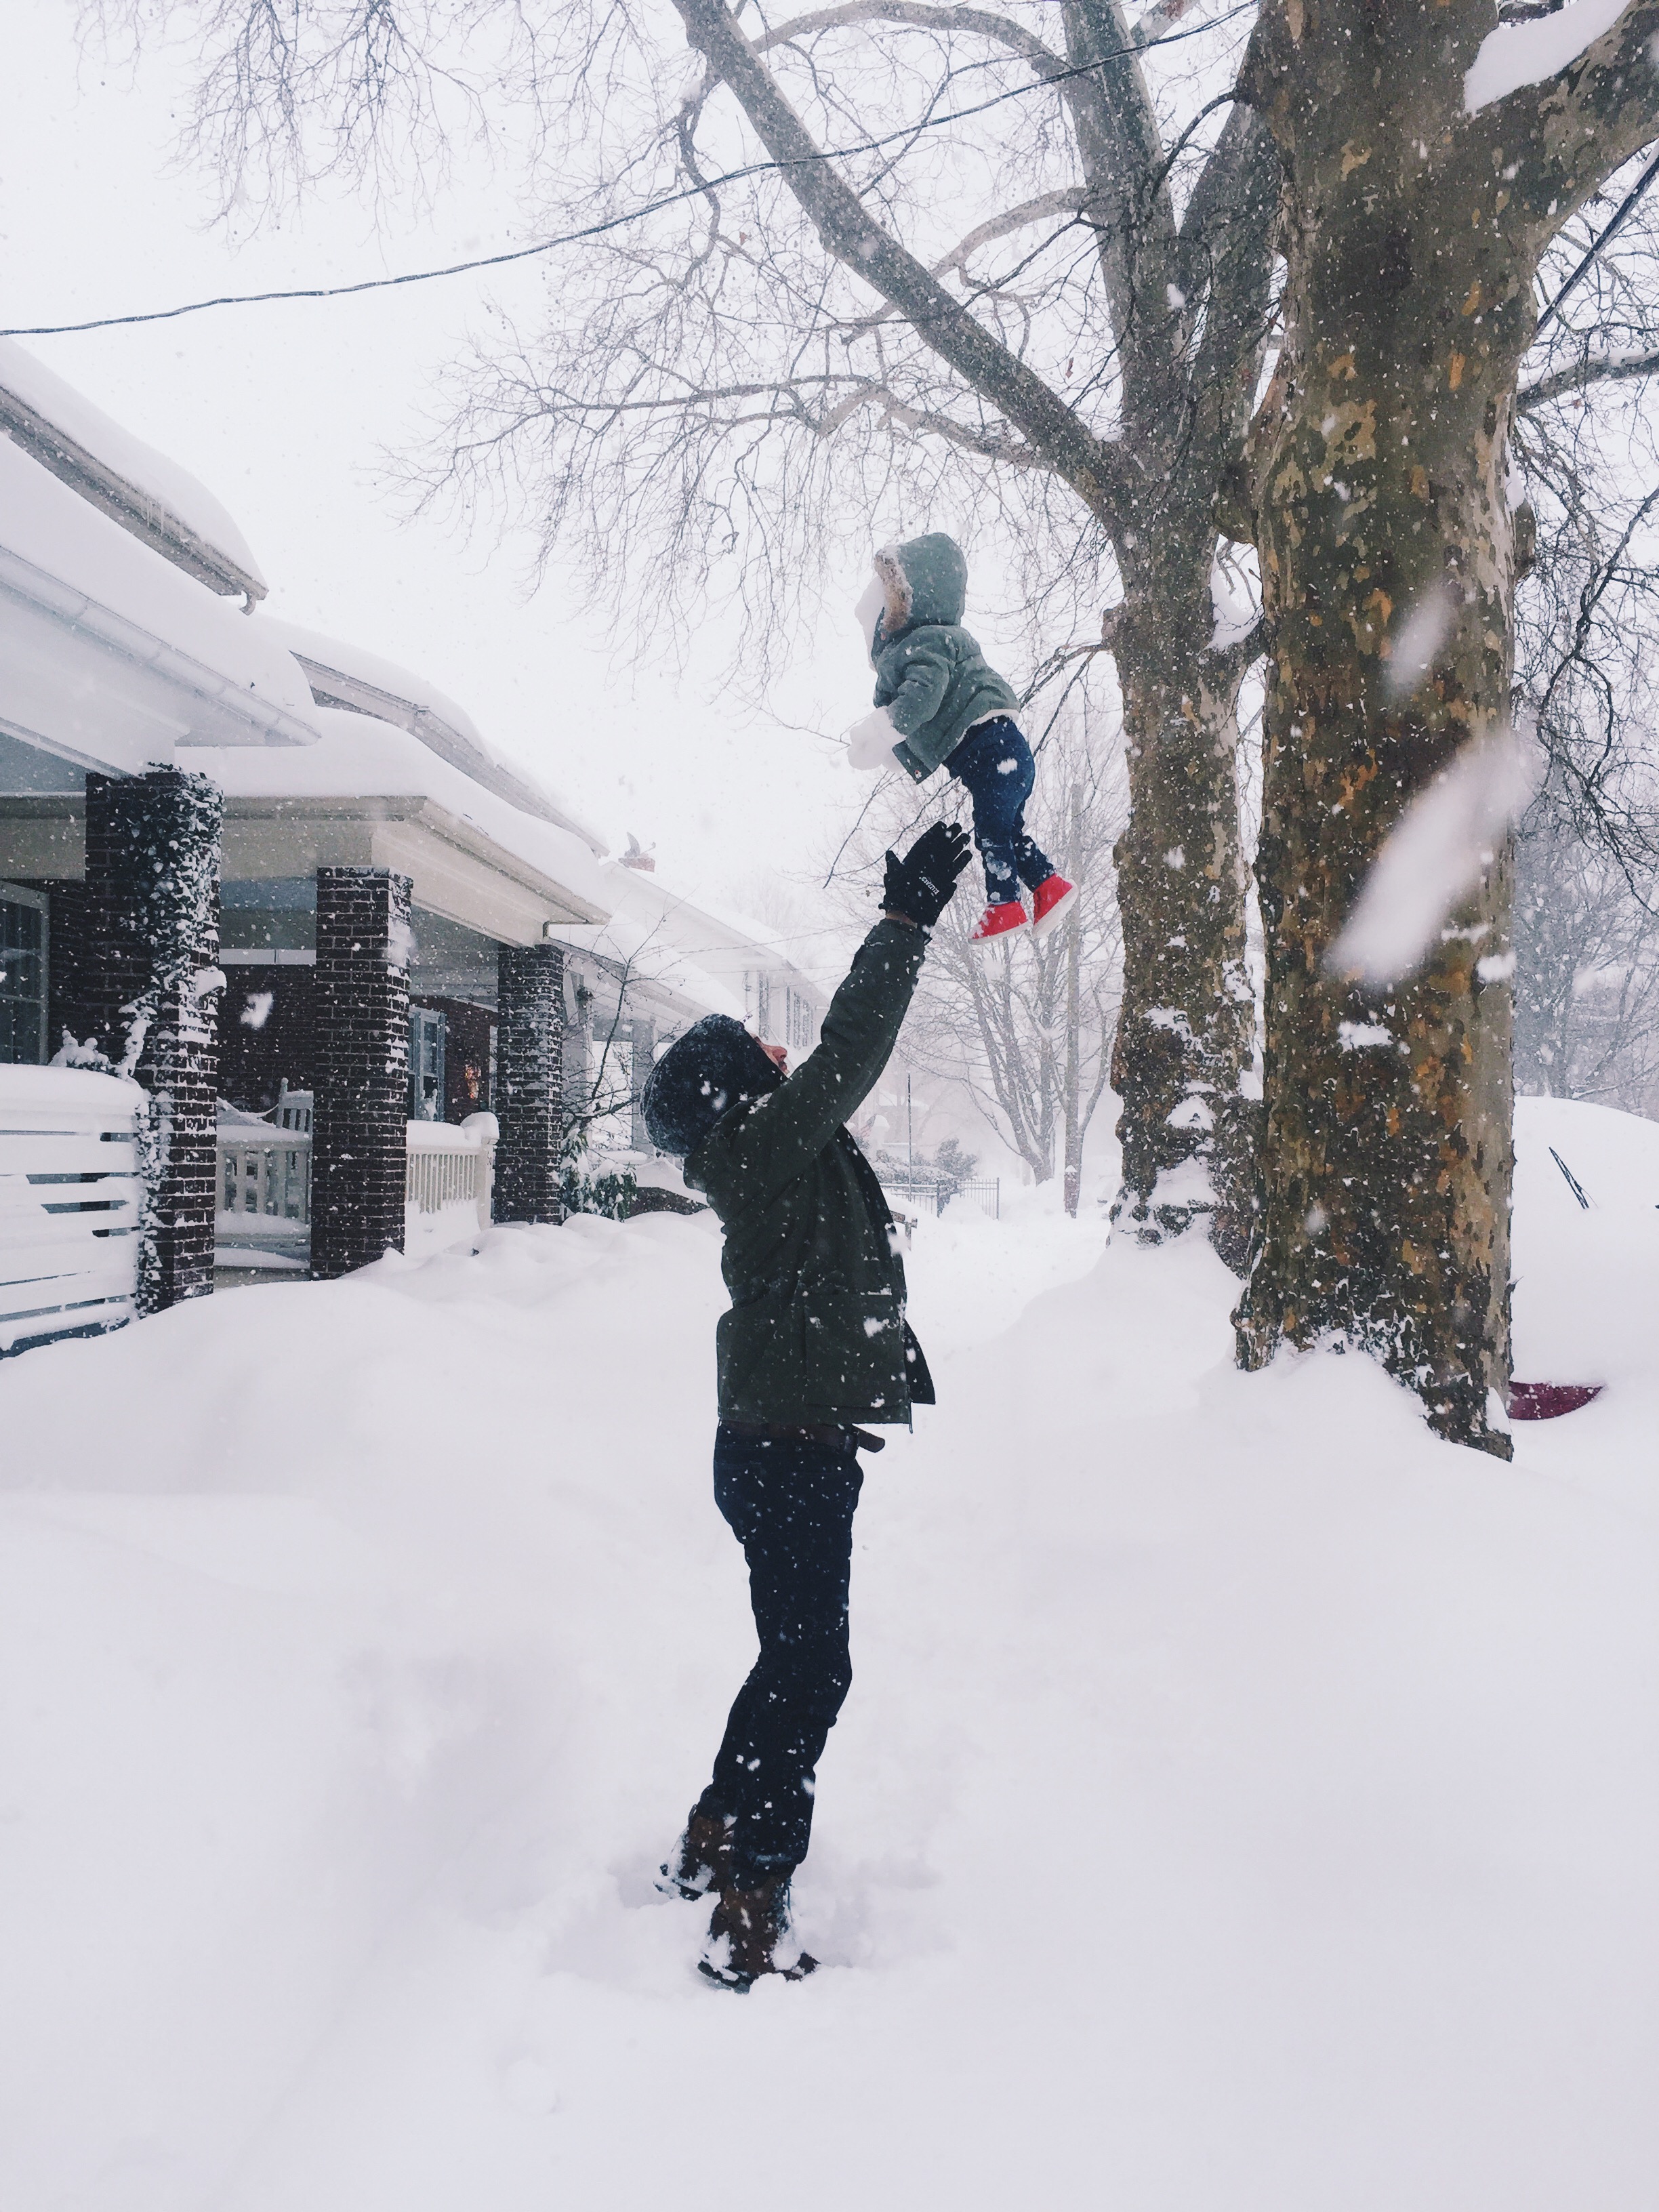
[
  {"x1": 695, "y1": 1425, "x2": 865, "y2": 1883},
  {"x1": 947, "y1": 714, "x2": 1057, "y2": 908}
]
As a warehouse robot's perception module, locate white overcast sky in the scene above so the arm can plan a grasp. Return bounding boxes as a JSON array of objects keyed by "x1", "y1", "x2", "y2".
[{"x1": 0, "y1": 3, "x2": 883, "y2": 929}]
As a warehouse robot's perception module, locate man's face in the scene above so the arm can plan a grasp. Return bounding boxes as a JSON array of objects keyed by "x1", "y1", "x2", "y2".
[{"x1": 761, "y1": 1042, "x2": 788, "y2": 1074}]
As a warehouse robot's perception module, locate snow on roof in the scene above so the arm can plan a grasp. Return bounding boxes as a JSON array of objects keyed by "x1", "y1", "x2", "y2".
[
  {"x1": 0, "y1": 337, "x2": 266, "y2": 603},
  {"x1": 200, "y1": 705, "x2": 612, "y2": 916},
  {"x1": 0, "y1": 436, "x2": 320, "y2": 762},
  {"x1": 253, "y1": 617, "x2": 607, "y2": 855}
]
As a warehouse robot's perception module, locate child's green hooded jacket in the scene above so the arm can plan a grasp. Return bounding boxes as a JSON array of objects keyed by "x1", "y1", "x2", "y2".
[{"x1": 866, "y1": 533, "x2": 1019, "y2": 782}]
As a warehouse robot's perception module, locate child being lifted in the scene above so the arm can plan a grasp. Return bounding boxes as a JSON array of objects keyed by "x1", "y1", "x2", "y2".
[{"x1": 845, "y1": 531, "x2": 1078, "y2": 947}]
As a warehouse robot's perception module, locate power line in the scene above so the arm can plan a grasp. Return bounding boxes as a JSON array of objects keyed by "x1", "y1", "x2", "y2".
[{"x1": 0, "y1": 3, "x2": 1253, "y2": 340}]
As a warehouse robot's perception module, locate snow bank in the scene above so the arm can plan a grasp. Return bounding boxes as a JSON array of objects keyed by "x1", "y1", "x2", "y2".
[
  {"x1": 0, "y1": 1062, "x2": 146, "y2": 1113},
  {"x1": 1465, "y1": 0, "x2": 1631, "y2": 112},
  {"x1": 0, "y1": 336, "x2": 265, "y2": 591},
  {"x1": 1, "y1": 1175, "x2": 1655, "y2": 2208}
]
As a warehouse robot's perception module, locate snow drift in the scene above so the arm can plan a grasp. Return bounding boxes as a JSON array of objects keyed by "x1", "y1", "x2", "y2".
[{"x1": 1, "y1": 1150, "x2": 1656, "y2": 2210}]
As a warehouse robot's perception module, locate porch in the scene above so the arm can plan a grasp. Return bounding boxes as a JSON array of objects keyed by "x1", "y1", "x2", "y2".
[{"x1": 214, "y1": 1090, "x2": 499, "y2": 1285}]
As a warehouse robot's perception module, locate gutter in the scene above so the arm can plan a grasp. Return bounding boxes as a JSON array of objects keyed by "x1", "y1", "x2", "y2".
[
  {"x1": 0, "y1": 543, "x2": 316, "y2": 749},
  {"x1": 0, "y1": 386, "x2": 267, "y2": 607}
]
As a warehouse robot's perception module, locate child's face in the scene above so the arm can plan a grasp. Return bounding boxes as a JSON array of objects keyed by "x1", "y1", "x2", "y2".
[{"x1": 854, "y1": 574, "x2": 886, "y2": 661}]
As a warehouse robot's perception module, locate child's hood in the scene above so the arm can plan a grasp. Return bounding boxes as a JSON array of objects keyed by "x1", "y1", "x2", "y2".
[{"x1": 861, "y1": 532, "x2": 969, "y2": 659}]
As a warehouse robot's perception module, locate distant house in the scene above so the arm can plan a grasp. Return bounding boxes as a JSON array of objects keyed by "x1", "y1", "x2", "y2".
[{"x1": 197, "y1": 632, "x2": 751, "y2": 1197}]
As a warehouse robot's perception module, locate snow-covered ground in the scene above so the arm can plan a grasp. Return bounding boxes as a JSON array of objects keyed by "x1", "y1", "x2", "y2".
[{"x1": 3, "y1": 1105, "x2": 1657, "y2": 2210}]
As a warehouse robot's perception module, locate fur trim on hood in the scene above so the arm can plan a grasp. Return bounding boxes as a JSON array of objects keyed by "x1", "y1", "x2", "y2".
[
  {"x1": 873, "y1": 544, "x2": 914, "y2": 636},
  {"x1": 863, "y1": 532, "x2": 970, "y2": 657}
]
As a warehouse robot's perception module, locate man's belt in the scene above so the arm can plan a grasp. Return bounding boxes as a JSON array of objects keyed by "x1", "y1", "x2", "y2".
[{"x1": 722, "y1": 1419, "x2": 886, "y2": 1454}]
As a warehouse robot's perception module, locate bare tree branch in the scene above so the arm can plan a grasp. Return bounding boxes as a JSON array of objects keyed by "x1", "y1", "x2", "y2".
[
  {"x1": 674, "y1": 0, "x2": 1134, "y2": 528},
  {"x1": 1517, "y1": 345, "x2": 1659, "y2": 413},
  {"x1": 753, "y1": 0, "x2": 1066, "y2": 77}
]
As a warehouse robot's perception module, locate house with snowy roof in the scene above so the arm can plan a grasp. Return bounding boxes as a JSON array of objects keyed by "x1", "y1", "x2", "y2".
[
  {"x1": 0, "y1": 336, "x2": 324, "y2": 1345},
  {"x1": 0, "y1": 342, "x2": 623, "y2": 1327},
  {"x1": 1, "y1": 339, "x2": 825, "y2": 1339}
]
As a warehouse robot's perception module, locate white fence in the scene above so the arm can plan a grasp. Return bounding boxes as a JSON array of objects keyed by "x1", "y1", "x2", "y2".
[
  {"x1": 215, "y1": 1102, "x2": 310, "y2": 1271},
  {"x1": 0, "y1": 1067, "x2": 145, "y2": 1355},
  {"x1": 219, "y1": 1130, "x2": 312, "y2": 1227},
  {"x1": 883, "y1": 1176, "x2": 1002, "y2": 1223},
  {"x1": 406, "y1": 1113, "x2": 497, "y2": 1252},
  {"x1": 215, "y1": 1107, "x2": 497, "y2": 1269}
]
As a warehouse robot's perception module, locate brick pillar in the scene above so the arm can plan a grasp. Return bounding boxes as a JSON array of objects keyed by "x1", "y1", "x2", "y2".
[
  {"x1": 83, "y1": 769, "x2": 224, "y2": 1312},
  {"x1": 495, "y1": 942, "x2": 566, "y2": 1223},
  {"x1": 311, "y1": 867, "x2": 412, "y2": 1279}
]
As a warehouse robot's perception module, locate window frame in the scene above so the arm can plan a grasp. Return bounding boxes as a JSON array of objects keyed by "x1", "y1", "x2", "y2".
[{"x1": 0, "y1": 880, "x2": 50, "y2": 1066}]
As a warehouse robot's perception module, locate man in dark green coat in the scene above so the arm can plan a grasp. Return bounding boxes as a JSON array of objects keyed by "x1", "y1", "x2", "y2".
[{"x1": 641, "y1": 821, "x2": 971, "y2": 1989}]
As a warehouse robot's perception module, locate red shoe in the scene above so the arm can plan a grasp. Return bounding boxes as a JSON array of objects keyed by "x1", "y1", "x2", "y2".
[
  {"x1": 1030, "y1": 876, "x2": 1078, "y2": 940},
  {"x1": 969, "y1": 899, "x2": 1029, "y2": 947}
]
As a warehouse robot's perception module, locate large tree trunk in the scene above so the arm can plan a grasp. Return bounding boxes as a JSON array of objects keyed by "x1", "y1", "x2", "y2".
[
  {"x1": 1111, "y1": 580, "x2": 1256, "y2": 1267},
  {"x1": 1231, "y1": 0, "x2": 1659, "y2": 1452},
  {"x1": 1234, "y1": 319, "x2": 1521, "y2": 1449}
]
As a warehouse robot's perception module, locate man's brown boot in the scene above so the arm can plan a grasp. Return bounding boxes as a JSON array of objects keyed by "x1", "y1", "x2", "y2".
[
  {"x1": 698, "y1": 1870, "x2": 818, "y2": 1991},
  {"x1": 657, "y1": 1809, "x2": 734, "y2": 1900}
]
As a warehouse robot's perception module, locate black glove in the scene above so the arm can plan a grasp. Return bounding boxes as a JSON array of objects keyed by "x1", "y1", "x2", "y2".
[{"x1": 881, "y1": 819, "x2": 974, "y2": 930}]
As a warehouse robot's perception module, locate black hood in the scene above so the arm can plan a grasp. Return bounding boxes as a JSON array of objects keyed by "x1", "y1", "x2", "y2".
[{"x1": 639, "y1": 1015, "x2": 783, "y2": 1160}]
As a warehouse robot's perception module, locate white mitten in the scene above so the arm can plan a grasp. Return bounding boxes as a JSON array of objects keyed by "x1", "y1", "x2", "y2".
[{"x1": 846, "y1": 706, "x2": 903, "y2": 772}]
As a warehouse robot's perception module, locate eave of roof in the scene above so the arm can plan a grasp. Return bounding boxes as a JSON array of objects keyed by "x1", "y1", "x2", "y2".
[
  {"x1": 0, "y1": 384, "x2": 266, "y2": 607},
  {"x1": 255, "y1": 617, "x2": 607, "y2": 856}
]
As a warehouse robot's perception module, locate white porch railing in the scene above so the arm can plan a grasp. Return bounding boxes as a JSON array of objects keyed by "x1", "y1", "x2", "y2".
[
  {"x1": 215, "y1": 1107, "x2": 498, "y2": 1267},
  {"x1": 1, "y1": 1067, "x2": 145, "y2": 1354},
  {"x1": 406, "y1": 1112, "x2": 497, "y2": 1250},
  {"x1": 218, "y1": 1128, "x2": 312, "y2": 1227}
]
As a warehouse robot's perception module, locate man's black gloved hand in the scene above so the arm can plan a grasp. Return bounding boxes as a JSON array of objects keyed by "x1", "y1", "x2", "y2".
[{"x1": 881, "y1": 819, "x2": 974, "y2": 930}]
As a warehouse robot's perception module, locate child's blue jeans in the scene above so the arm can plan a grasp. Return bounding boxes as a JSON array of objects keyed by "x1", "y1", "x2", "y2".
[{"x1": 947, "y1": 716, "x2": 1057, "y2": 908}]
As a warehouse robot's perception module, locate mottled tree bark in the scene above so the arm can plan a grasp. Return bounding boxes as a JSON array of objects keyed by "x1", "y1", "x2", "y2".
[{"x1": 1233, "y1": 0, "x2": 1659, "y2": 1450}]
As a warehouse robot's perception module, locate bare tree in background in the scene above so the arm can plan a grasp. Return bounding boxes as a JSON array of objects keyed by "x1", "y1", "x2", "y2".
[
  {"x1": 831, "y1": 714, "x2": 1125, "y2": 1188},
  {"x1": 103, "y1": 0, "x2": 1282, "y2": 1265},
  {"x1": 1514, "y1": 808, "x2": 1659, "y2": 1113},
  {"x1": 1511, "y1": 270, "x2": 1659, "y2": 1119}
]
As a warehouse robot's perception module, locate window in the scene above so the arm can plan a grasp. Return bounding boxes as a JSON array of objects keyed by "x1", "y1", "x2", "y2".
[
  {"x1": 0, "y1": 883, "x2": 48, "y2": 1065},
  {"x1": 408, "y1": 1007, "x2": 447, "y2": 1121}
]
